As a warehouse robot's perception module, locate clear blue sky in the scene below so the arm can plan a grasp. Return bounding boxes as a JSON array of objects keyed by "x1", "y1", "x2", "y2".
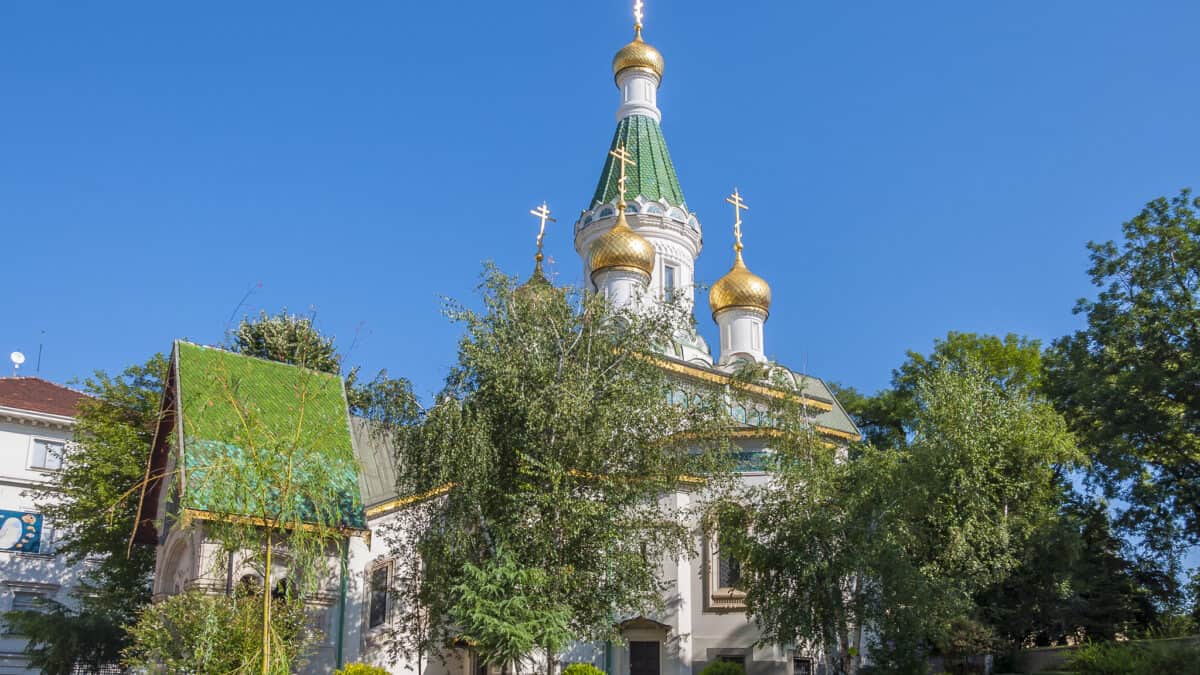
[{"x1": 2, "y1": 1, "x2": 1198, "y2": 403}]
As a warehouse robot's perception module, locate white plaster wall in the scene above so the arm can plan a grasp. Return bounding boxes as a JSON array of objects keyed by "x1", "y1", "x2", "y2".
[{"x1": 715, "y1": 309, "x2": 767, "y2": 366}]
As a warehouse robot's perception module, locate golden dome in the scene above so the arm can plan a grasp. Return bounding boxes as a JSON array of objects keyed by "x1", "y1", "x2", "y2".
[
  {"x1": 613, "y1": 28, "x2": 664, "y2": 80},
  {"x1": 589, "y1": 212, "x2": 655, "y2": 279},
  {"x1": 709, "y1": 250, "x2": 772, "y2": 318}
]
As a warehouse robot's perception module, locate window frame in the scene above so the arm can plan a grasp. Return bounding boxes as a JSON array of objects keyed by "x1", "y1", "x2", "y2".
[
  {"x1": 703, "y1": 522, "x2": 747, "y2": 613},
  {"x1": 663, "y1": 263, "x2": 678, "y2": 302},
  {"x1": 27, "y1": 437, "x2": 65, "y2": 472},
  {"x1": 366, "y1": 560, "x2": 393, "y2": 630}
]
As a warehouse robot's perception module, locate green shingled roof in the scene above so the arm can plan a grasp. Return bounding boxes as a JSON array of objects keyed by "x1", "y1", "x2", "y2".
[
  {"x1": 174, "y1": 341, "x2": 365, "y2": 531},
  {"x1": 592, "y1": 114, "x2": 686, "y2": 208}
]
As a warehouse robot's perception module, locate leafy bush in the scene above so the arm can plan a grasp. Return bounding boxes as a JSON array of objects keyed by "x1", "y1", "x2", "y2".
[
  {"x1": 700, "y1": 660, "x2": 746, "y2": 675},
  {"x1": 1065, "y1": 639, "x2": 1200, "y2": 675},
  {"x1": 124, "y1": 590, "x2": 313, "y2": 673},
  {"x1": 562, "y1": 663, "x2": 605, "y2": 675},
  {"x1": 336, "y1": 664, "x2": 391, "y2": 675}
]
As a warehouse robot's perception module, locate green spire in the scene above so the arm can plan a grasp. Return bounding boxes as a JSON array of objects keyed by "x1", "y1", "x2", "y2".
[{"x1": 591, "y1": 115, "x2": 686, "y2": 209}]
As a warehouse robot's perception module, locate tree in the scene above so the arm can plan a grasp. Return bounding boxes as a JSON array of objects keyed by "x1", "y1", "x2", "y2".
[
  {"x1": 449, "y1": 549, "x2": 572, "y2": 674},
  {"x1": 727, "y1": 362, "x2": 1080, "y2": 674},
  {"x1": 1046, "y1": 189, "x2": 1200, "y2": 551},
  {"x1": 231, "y1": 310, "x2": 339, "y2": 374},
  {"x1": 5, "y1": 355, "x2": 169, "y2": 672},
  {"x1": 390, "y1": 266, "x2": 733, "y2": 668},
  {"x1": 123, "y1": 589, "x2": 310, "y2": 673},
  {"x1": 832, "y1": 332, "x2": 1044, "y2": 450}
]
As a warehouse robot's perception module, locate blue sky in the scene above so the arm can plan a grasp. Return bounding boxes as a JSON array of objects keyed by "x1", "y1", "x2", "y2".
[{"x1": 2, "y1": 1, "x2": 1198, "y2": 403}]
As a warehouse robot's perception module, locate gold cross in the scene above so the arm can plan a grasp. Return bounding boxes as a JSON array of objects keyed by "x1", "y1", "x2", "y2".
[
  {"x1": 529, "y1": 201, "x2": 556, "y2": 259},
  {"x1": 609, "y1": 144, "x2": 637, "y2": 206},
  {"x1": 634, "y1": 0, "x2": 645, "y2": 30},
  {"x1": 726, "y1": 188, "x2": 749, "y2": 249}
]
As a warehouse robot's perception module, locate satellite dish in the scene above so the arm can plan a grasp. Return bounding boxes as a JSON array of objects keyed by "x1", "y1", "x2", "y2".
[{"x1": 10, "y1": 352, "x2": 25, "y2": 366}]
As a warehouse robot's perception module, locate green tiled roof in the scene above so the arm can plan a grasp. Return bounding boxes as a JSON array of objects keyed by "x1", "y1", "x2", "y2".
[
  {"x1": 592, "y1": 114, "x2": 687, "y2": 208},
  {"x1": 174, "y1": 341, "x2": 365, "y2": 531}
]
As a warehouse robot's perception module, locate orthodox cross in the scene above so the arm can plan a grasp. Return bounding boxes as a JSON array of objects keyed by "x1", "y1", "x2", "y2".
[
  {"x1": 634, "y1": 0, "x2": 645, "y2": 31},
  {"x1": 726, "y1": 188, "x2": 749, "y2": 250},
  {"x1": 609, "y1": 144, "x2": 637, "y2": 206},
  {"x1": 529, "y1": 201, "x2": 556, "y2": 262}
]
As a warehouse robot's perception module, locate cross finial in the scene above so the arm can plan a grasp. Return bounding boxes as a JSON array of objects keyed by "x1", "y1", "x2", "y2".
[
  {"x1": 633, "y1": 0, "x2": 645, "y2": 34},
  {"x1": 529, "y1": 201, "x2": 556, "y2": 262},
  {"x1": 609, "y1": 144, "x2": 637, "y2": 208},
  {"x1": 726, "y1": 187, "x2": 749, "y2": 251}
]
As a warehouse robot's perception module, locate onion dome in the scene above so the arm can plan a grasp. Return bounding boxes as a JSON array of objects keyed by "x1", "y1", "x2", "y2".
[
  {"x1": 613, "y1": 27, "x2": 664, "y2": 81},
  {"x1": 709, "y1": 249, "x2": 772, "y2": 318},
  {"x1": 589, "y1": 211, "x2": 655, "y2": 279}
]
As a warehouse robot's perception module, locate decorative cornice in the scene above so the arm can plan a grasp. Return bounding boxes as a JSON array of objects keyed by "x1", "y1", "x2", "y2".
[
  {"x1": 179, "y1": 507, "x2": 371, "y2": 546},
  {"x1": 648, "y1": 355, "x2": 835, "y2": 412},
  {"x1": 0, "y1": 405, "x2": 75, "y2": 430},
  {"x1": 365, "y1": 483, "x2": 455, "y2": 519}
]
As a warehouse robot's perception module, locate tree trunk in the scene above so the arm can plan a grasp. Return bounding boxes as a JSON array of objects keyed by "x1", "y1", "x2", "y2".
[{"x1": 262, "y1": 532, "x2": 273, "y2": 675}]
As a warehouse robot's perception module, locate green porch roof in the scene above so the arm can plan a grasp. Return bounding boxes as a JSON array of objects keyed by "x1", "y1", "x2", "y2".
[
  {"x1": 174, "y1": 341, "x2": 365, "y2": 531},
  {"x1": 591, "y1": 114, "x2": 687, "y2": 209}
]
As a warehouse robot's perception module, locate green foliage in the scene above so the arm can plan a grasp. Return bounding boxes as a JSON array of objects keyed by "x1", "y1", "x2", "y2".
[
  {"x1": 232, "y1": 309, "x2": 340, "y2": 374},
  {"x1": 1064, "y1": 639, "x2": 1200, "y2": 675},
  {"x1": 3, "y1": 600, "x2": 126, "y2": 675},
  {"x1": 832, "y1": 332, "x2": 1044, "y2": 451},
  {"x1": 450, "y1": 549, "x2": 573, "y2": 670},
  {"x1": 561, "y1": 663, "x2": 606, "y2": 675},
  {"x1": 392, "y1": 265, "x2": 733, "y2": 662},
  {"x1": 124, "y1": 589, "x2": 312, "y2": 674},
  {"x1": 699, "y1": 661, "x2": 745, "y2": 675},
  {"x1": 975, "y1": 497, "x2": 1158, "y2": 646},
  {"x1": 729, "y1": 361, "x2": 1080, "y2": 673},
  {"x1": 1046, "y1": 188, "x2": 1200, "y2": 548},
  {"x1": 23, "y1": 354, "x2": 169, "y2": 668},
  {"x1": 334, "y1": 663, "x2": 391, "y2": 675},
  {"x1": 935, "y1": 617, "x2": 998, "y2": 675}
]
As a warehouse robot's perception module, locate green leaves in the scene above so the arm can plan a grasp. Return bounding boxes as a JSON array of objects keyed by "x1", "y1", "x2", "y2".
[
  {"x1": 732, "y1": 361, "x2": 1080, "y2": 671},
  {"x1": 391, "y1": 265, "x2": 733, "y2": 662},
  {"x1": 450, "y1": 549, "x2": 573, "y2": 670},
  {"x1": 1047, "y1": 188, "x2": 1200, "y2": 546}
]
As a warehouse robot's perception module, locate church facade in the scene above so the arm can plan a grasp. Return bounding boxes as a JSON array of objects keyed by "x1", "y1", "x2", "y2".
[
  {"x1": 137, "y1": 8, "x2": 860, "y2": 675},
  {"x1": 348, "y1": 12, "x2": 861, "y2": 675}
]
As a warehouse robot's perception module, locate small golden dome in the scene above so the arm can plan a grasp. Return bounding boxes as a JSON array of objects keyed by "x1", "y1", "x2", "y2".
[
  {"x1": 709, "y1": 250, "x2": 771, "y2": 318},
  {"x1": 589, "y1": 212, "x2": 656, "y2": 279},
  {"x1": 613, "y1": 28, "x2": 664, "y2": 80}
]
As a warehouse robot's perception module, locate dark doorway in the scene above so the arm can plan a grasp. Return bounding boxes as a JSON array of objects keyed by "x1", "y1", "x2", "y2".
[{"x1": 630, "y1": 641, "x2": 660, "y2": 675}]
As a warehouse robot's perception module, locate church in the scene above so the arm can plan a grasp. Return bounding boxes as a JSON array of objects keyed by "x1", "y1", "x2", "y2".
[{"x1": 135, "y1": 5, "x2": 860, "y2": 674}]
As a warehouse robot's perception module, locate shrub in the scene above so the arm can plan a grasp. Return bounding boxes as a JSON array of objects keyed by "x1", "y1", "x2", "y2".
[
  {"x1": 562, "y1": 663, "x2": 605, "y2": 675},
  {"x1": 700, "y1": 660, "x2": 746, "y2": 675},
  {"x1": 336, "y1": 664, "x2": 391, "y2": 675},
  {"x1": 1065, "y1": 639, "x2": 1200, "y2": 675}
]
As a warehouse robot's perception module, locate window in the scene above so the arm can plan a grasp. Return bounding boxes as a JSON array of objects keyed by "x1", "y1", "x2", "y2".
[
  {"x1": 368, "y1": 563, "x2": 390, "y2": 629},
  {"x1": 29, "y1": 438, "x2": 64, "y2": 471},
  {"x1": 793, "y1": 657, "x2": 813, "y2": 675},
  {"x1": 717, "y1": 532, "x2": 742, "y2": 589},
  {"x1": 705, "y1": 508, "x2": 748, "y2": 612},
  {"x1": 663, "y1": 265, "x2": 677, "y2": 302},
  {"x1": 717, "y1": 655, "x2": 745, "y2": 667},
  {"x1": 11, "y1": 591, "x2": 43, "y2": 613}
]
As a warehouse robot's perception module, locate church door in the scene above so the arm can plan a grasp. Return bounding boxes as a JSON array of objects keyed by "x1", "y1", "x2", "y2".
[{"x1": 629, "y1": 641, "x2": 660, "y2": 675}]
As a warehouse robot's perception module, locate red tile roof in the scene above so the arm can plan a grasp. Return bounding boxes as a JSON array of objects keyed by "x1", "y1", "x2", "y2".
[{"x1": 0, "y1": 377, "x2": 89, "y2": 418}]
